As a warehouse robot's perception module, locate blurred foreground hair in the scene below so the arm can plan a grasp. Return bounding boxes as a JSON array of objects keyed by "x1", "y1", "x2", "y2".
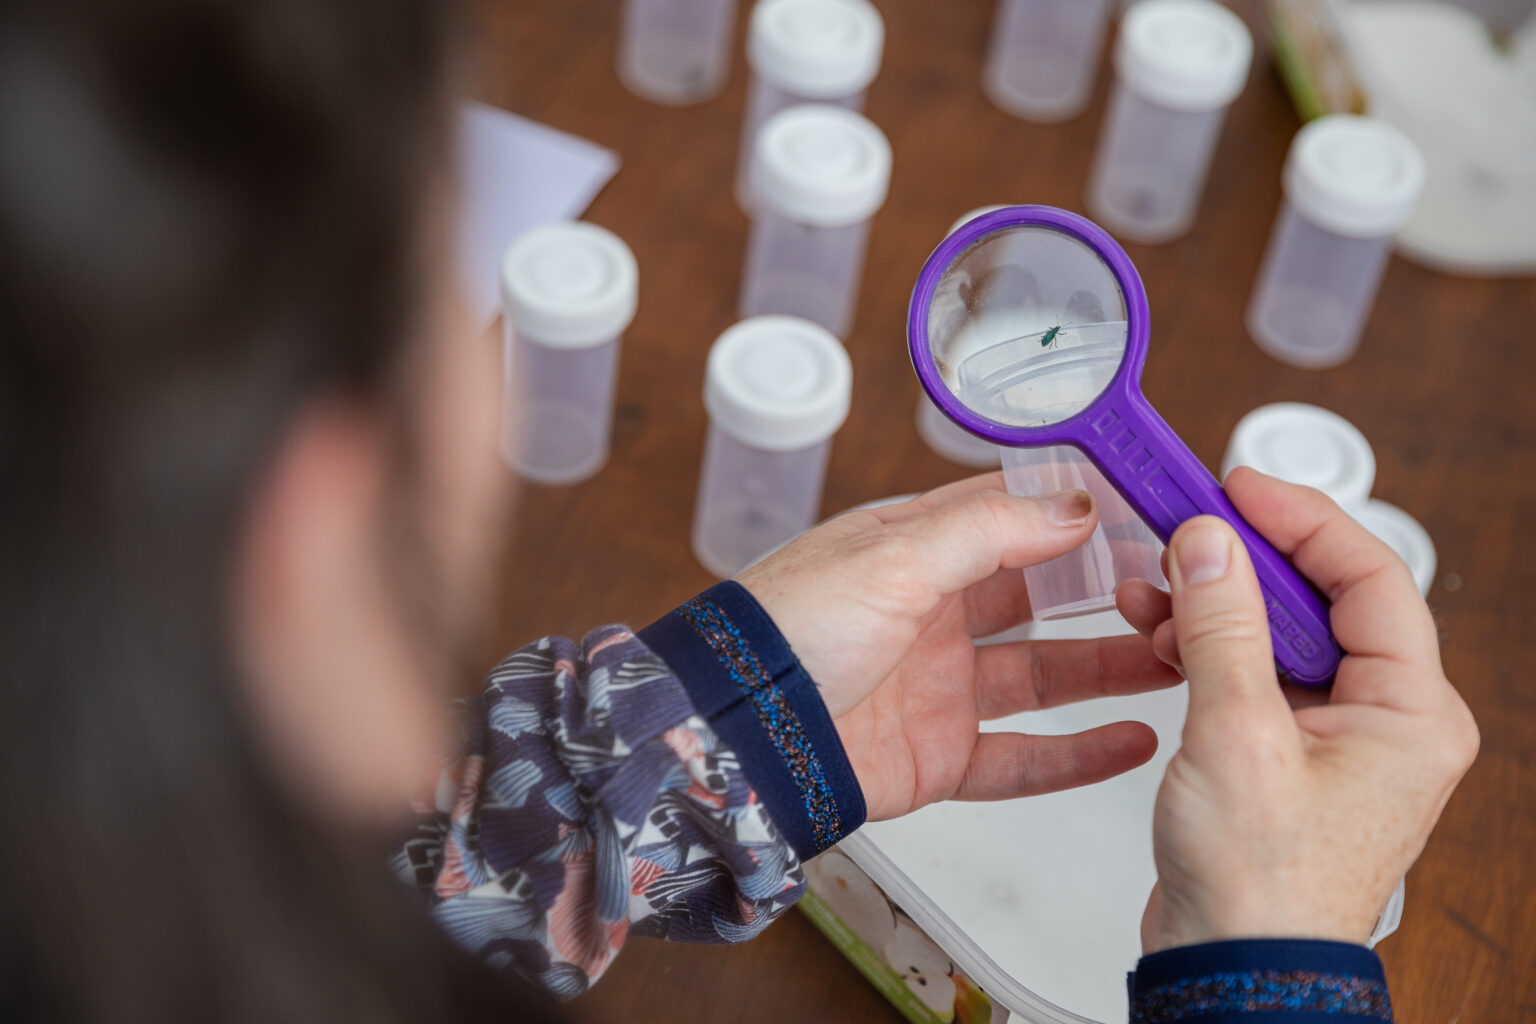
[{"x1": 0, "y1": 1, "x2": 550, "y2": 1019}]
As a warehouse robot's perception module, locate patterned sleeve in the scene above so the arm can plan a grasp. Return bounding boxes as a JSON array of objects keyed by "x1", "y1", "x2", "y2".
[
  {"x1": 1127, "y1": 939, "x2": 1393, "y2": 1023},
  {"x1": 391, "y1": 583, "x2": 865, "y2": 999}
]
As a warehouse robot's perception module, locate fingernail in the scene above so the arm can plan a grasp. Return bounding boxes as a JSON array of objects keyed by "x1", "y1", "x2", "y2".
[
  {"x1": 1173, "y1": 522, "x2": 1231, "y2": 585},
  {"x1": 1040, "y1": 489, "x2": 1092, "y2": 527}
]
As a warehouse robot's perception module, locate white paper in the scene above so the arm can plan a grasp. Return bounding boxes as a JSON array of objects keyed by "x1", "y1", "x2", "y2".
[{"x1": 455, "y1": 102, "x2": 620, "y2": 327}]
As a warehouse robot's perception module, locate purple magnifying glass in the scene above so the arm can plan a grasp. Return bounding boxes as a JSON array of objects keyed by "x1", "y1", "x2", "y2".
[{"x1": 909, "y1": 205, "x2": 1340, "y2": 688}]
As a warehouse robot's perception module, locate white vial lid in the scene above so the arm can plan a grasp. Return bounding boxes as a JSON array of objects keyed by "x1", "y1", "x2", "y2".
[
  {"x1": 705, "y1": 315, "x2": 852, "y2": 451},
  {"x1": 948, "y1": 205, "x2": 1009, "y2": 235},
  {"x1": 1355, "y1": 499, "x2": 1436, "y2": 597},
  {"x1": 1222, "y1": 402, "x2": 1376, "y2": 512},
  {"x1": 1283, "y1": 115, "x2": 1427, "y2": 238},
  {"x1": 500, "y1": 221, "x2": 638, "y2": 348},
  {"x1": 1115, "y1": 0, "x2": 1253, "y2": 112},
  {"x1": 749, "y1": 0, "x2": 884, "y2": 99},
  {"x1": 753, "y1": 104, "x2": 892, "y2": 227}
]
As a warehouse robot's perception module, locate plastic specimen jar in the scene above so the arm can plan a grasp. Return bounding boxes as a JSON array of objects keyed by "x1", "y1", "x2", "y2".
[
  {"x1": 499, "y1": 222, "x2": 638, "y2": 485},
  {"x1": 693, "y1": 315, "x2": 852, "y2": 577},
  {"x1": 1221, "y1": 402, "x2": 1376, "y2": 514},
  {"x1": 1247, "y1": 115, "x2": 1425, "y2": 368},
  {"x1": 1356, "y1": 499, "x2": 1437, "y2": 597},
  {"x1": 996, "y1": 345, "x2": 1165, "y2": 620},
  {"x1": 740, "y1": 104, "x2": 891, "y2": 338},
  {"x1": 983, "y1": 0, "x2": 1113, "y2": 123},
  {"x1": 915, "y1": 207, "x2": 1007, "y2": 468},
  {"x1": 735, "y1": 0, "x2": 884, "y2": 210},
  {"x1": 1086, "y1": 0, "x2": 1253, "y2": 243},
  {"x1": 618, "y1": 0, "x2": 739, "y2": 105}
]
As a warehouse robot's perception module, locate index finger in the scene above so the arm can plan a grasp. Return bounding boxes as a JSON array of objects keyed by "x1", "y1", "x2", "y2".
[
  {"x1": 881, "y1": 487, "x2": 1100, "y2": 600},
  {"x1": 1224, "y1": 468, "x2": 1443, "y2": 702},
  {"x1": 861, "y1": 471, "x2": 1009, "y2": 525}
]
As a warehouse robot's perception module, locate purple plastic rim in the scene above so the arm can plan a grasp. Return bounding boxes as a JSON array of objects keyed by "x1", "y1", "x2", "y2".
[
  {"x1": 907, "y1": 205, "x2": 1341, "y2": 688},
  {"x1": 907, "y1": 204, "x2": 1148, "y2": 450}
]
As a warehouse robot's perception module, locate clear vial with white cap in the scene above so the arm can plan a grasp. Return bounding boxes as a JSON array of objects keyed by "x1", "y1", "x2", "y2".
[
  {"x1": 1221, "y1": 402, "x2": 1376, "y2": 514},
  {"x1": 735, "y1": 0, "x2": 884, "y2": 211},
  {"x1": 1248, "y1": 115, "x2": 1426, "y2": 368},
  {"x1": 499, "y1": 221, "x2": 638, "y2": 485},
  {"x1": 1356, "y1": 499, "x2": 1437, "y2": 597},
  {"x1": 693, "y1": 315, "x2": 853, "y2": 577},
  {"x1": 1086, "y1": 0, "x2": 1253, "y2": 243},
  {"x1": 740, "y1": 104, "x2": 892, "y2": 337},
  {"x1": 915, "y1": 207, "x2": 1007, "y2": 468},
  {"x1": 983, "y1": 0, "x2": 1113, "y2": 123},
  {"x1": 618, "y1": 0, "x2": 739, "y2": 105}
]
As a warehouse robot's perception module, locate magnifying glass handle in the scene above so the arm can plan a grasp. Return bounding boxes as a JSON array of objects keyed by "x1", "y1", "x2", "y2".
[{"x1": 1074, "y1": 391, "x2": 1342, "y2": 688}]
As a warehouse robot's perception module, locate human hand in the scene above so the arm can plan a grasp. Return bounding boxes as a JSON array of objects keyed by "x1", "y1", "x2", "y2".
[
  {"x1": 736, "y1": 473, "x2": 1183, "y2": 822},
  {"x1": 1115, "y1": 468, "x2": 1479, "y2": 952}
]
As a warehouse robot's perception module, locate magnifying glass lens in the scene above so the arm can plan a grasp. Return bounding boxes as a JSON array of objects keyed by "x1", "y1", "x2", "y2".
[{"x1": 927, "y1": 226, "x2": 1129, "y2": 428}]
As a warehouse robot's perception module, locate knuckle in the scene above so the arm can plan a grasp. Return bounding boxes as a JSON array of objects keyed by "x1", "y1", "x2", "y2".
[
  {"x1": 1179, "y1": 608, "x2": 1268, "y2": 651},
  {"x1": 1417, "y1": 694, "x2": 1479, "y2": 780},
  {"x1": 1419, "y1": 672, "x2": 1480, "y2": 768},
  {"x1": 970, "y1": 490, "x2": 1014, "y2": 531},
  {"x1": 872, "y1": 532, "x2": 930, "y2": 601},
  {"x1": 1446, "y1": 696, "x2": 1481, "y2": 773}
]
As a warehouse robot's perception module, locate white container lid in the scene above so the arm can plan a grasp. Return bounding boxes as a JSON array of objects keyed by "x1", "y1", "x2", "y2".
[
  {"x1": 1283, "y1": 114, "x2": 1427, "y2": 238},
  {"x1": 705, "y1": 315, "x2": 852, "y2": 451},
  {"x1": 748, "y1": 0, "x2": 884, "y2": 99},
  {"x1": 1222, "y1": 402, "x2": 1376, "y2": 512},
  {"x1": 500, "y1": 221, "x2": 638, "y2": 348},
  {"x1": 1355, "y1": 499, "x2": 1437, "y2": 597},
  {"x1": 753, "y1": 104, "x2": 892, "y2": 227},
  {"x1": 947, "y1": 204, "x2": 1009, "y2": 236},
  {"x1": 1114, "y1": 0, "x2": 1253, "y2": 112}
]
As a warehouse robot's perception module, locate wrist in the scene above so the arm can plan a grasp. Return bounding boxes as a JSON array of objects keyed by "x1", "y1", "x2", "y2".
[
  {"x1": 638, "y1": 580, "x2": 867, "y2": 859},
  {"x1": 1150, "y1": 891, "x2": 1378, "y2": 955}
]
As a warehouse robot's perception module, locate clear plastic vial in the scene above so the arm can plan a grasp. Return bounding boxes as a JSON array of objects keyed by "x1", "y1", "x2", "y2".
[
  {"x1": 618, "y1": 0, "x2": 739, "y2": 106},
  {"x1": 915, "y1": 206, "x2": 1008, "y2": 468},
  {"x1": 999, "y1": 346, "x2": 1166, "y2": 621},
  {"x1": 735, "y1": 0, "x2": 884, "y2": 211},
  {"x1": 740, "y1": 104, "x2": 892, "y2": 338},
  {"x1": 983, "y1": 0, "x2": 1113, "y2": 123},
  {"x1": 499, "y1": 222, "x2": 638, "y2": 485},
  {"x1": 693, "y1": 316, "x2": 853, "y2": 577},
  {"x1": 1003, "y1": 443, "x2": 1167, "y2": 621},
  {"x1": 1086, "y1": 0, "x2": 1253, "y2": 244},
  {"x1": 1248, "y1": 115, "x2": 1426, "y2": 368},
  {"x1": 1221, "y1": 402, "x2": 1376, "y2": 514}
]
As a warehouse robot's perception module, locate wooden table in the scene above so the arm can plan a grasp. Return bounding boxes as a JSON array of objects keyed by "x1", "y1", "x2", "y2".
[{"x1": 470, "y1": 1, "x2": 1536, "y2": 1020}]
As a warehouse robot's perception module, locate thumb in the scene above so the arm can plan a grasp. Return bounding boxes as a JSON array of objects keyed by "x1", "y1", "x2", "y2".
[
  {"x1": 1167, "y1": 516, "x2": 1290, "y2": 726},
  {"x1": 1140, "y1": 881, "x2": 1163, "y2": 954}
]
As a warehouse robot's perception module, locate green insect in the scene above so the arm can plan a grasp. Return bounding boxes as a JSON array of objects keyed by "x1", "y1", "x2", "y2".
[{"x1": 1040, "y1": 322, "x2": 1073, "y2": 350}]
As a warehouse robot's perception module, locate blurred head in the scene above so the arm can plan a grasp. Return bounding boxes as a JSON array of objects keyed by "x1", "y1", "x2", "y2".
[{"x1": 0, "y1": 0, "x2": 521, "y2": 1019}]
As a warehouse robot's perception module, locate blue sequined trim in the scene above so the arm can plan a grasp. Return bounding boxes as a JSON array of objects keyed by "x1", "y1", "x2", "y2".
[
  {"x1": 677, "y1": 597, "x2": 841, "y2": 851},
  {"x1": 1133, "y1": 969, "x2": 1392, "y2": 1022}
]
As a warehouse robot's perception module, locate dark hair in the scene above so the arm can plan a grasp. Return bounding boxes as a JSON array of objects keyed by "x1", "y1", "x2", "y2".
[{"x1": 0, "y1": 1, "x2": 549, "y2": 1019}]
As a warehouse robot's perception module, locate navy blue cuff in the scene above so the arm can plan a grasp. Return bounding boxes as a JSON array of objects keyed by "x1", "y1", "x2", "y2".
[
  {"x1": 638, "y1": 581, "x2": 866, "y2": 861},
  {"x1": 1128, "y1": 939, "x2": 1390, "y2": 1023}
]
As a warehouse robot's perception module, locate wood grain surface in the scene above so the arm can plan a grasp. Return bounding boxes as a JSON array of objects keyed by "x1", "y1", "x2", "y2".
[{"x1": 467, "y1": 1, "x2": 1536, "y2": 1020}]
